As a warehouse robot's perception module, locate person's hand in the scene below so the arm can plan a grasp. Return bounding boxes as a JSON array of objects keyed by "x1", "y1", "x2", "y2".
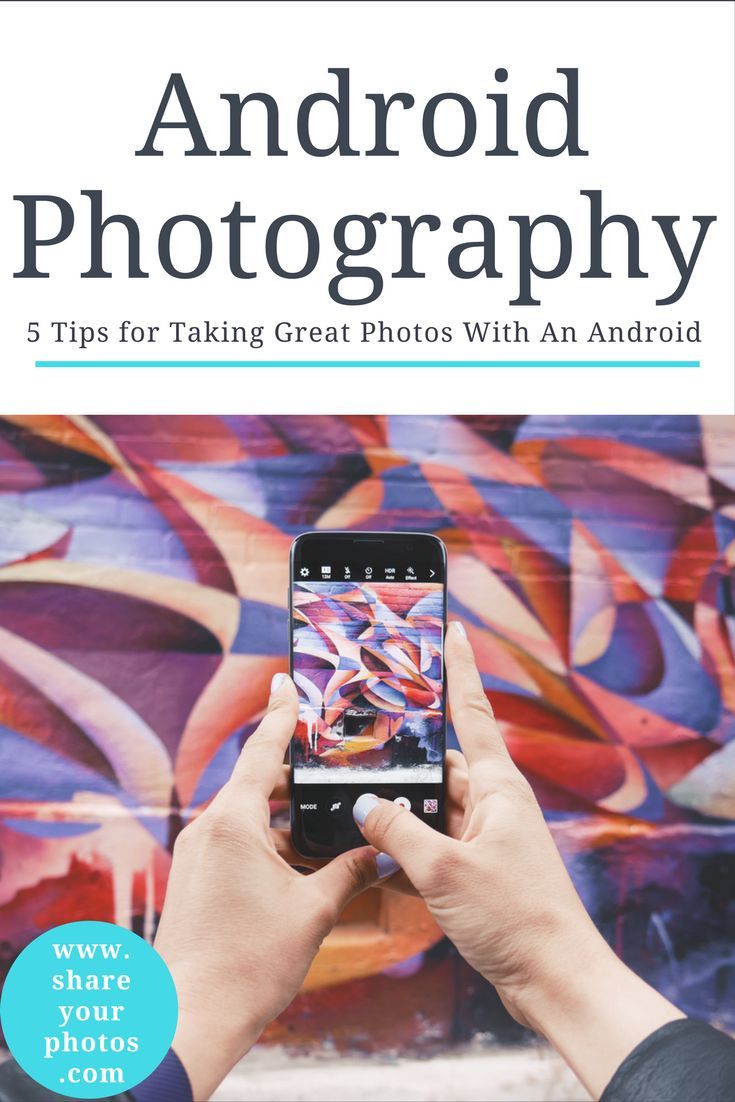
[
  {"x1": 354, "y1": 619, "x2": 597, "y2": 1016},
  {"x1": 269, "y1": 749, "x2": 469, "y2": 894},
  {"x1": 352, "y1": 622, "x2": 684, "y2": 1099},
  {"x1": 154, "y1": 673, "x2": 386, "y2": 1101}
]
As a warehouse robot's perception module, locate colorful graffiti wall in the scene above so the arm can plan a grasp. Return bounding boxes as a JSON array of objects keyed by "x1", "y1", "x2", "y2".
[{"x1": 1, "y1": 415, "x2": 733, "y2": 1051}]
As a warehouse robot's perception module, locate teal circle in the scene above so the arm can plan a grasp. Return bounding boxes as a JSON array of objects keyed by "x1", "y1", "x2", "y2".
[{"x1": 0, "y1": 920, "x2": 178, "y2": 1099}]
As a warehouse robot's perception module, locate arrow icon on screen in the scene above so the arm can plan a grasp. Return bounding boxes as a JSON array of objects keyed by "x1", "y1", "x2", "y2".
[{"x1": 429, "y1": 569, "x2": 435, "y2": 577}]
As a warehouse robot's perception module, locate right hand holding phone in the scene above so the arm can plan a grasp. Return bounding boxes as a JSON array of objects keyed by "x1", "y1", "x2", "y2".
[
  {"x1": 353, "y1": 620, "x2": 600, "y2": 1024},
  {"x1": 353, "y1": 622, "x2": 682, "y2": 1099}
]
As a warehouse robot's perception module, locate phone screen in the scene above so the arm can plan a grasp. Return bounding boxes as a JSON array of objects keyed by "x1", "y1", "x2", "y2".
[{"x1": 289, "y1": 531, "x2": 447, "y2": 857}]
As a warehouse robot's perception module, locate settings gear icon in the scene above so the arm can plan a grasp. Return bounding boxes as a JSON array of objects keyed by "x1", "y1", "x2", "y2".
[{"x1": 299, "y1": 567, "x2": 309, "y2": 577}]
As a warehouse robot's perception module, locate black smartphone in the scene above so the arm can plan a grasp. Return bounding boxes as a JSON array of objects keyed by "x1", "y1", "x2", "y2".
[{"x1": 289, "y1": 530, "x2": 447, "y2": 858}]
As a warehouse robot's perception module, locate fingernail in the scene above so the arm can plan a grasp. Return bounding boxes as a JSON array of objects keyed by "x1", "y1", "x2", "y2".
[
  {"x1": 270, "y1": 672, "x2": 287, "y2": 694},
  {"x1": 353, "y1": 792, "x2": 379, "y2": 827},
  {"x1": 376, "y1": 852, "x2": 401, "y2": 879},
  {"x1": 452, "y1": 621, "x2": 467, "y2": 638}
]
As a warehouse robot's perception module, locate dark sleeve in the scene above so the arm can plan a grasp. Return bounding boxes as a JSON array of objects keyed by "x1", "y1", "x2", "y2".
[
  {"x1": 601, "y1": 1019, "x2": 735, "y2": 1102},
  {"x1": 0, "y1": 1050, "x2": 191, "y2": 1102},
  {"x1": 0, "y1": 1056, "x2": 129, "y2": 1102},
  {"x1": 129, "y1": 1050, "x2": 192, "y2": 1102}
]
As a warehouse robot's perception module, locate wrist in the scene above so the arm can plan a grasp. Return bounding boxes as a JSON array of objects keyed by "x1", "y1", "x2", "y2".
[
  {"x1": 514, "y1": 920, "x2": 683, "y2": 1099},
  {"x1": 514, "y1": 919, "x2": 615, "y2": 1036},
  {"x1": 172, "y1": 1010, "x2": 260, "y2": 1102},
  {"x1": 167, "y1": 967, "x2": 264, "y2": 1100}
]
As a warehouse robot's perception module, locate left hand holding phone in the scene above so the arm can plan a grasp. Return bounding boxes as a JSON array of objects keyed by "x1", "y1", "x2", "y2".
[{"x1": 154, "y1": 672, "x2": 384, "y2": 1101}]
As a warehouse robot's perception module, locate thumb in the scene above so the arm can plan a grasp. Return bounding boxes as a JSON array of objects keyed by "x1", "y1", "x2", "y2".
[
  {"x1": 310, "y1": 844, "x2": 382, "y2": 915},
  {"x1": 352, "y1": 793, "x2": 451, "y2": 891}
]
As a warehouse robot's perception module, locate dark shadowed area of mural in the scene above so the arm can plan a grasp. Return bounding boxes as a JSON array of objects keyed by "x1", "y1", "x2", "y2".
[{"x1": 0, "y1": 415, "x2": 733, "y2": 1053}]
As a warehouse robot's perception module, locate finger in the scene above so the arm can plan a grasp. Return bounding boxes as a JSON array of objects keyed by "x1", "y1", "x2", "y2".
[
  {"x1": 269, "y1": 826, "x2": 421, "y2": 895},
  {"x1": 446, "y1": 750, "x2": 469, "y2": 837},
  {"x1": 371, "y1": 867, "x2": 420, "y2": 897},
  {"x1": 230, "y1": 673, "x2": 298, "y2": 798},
  {"x1": 269, "y1": 765, "x2": 291, "y2": 804},
  {"x1": 446, "y1": 747, "x2": 468, "y2": 776},
  {"x1": 310, "y1": 845, "x2": 383, "y2": 914},
  {"x1": 352, "y1": 793, "x2": 454, "y2": 889},
  {"x1": 445, "y1": 622, "x2": 512, "y2": 766},
  {"x1": 270, "y1": 827, "x2": 323, "y2": 869}
]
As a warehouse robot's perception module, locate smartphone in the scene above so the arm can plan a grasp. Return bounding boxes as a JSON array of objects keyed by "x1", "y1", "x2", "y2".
[{"x1": 289, "y1": 531, "x2": 447, "y2": 858}]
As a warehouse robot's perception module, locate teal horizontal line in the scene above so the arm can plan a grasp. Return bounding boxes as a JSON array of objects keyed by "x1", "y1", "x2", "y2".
[{"x1": 36, "y1": 359, "x2": 701, "y2": 368}]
